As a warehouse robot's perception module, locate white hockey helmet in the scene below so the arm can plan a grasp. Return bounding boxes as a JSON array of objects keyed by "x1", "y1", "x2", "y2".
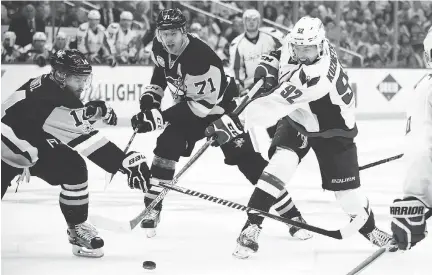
[
  {"x1": 243, "y1": 9, "x2": 261, "y2": 33},
  {"x1": 88, "y1": 10, "x2": 101, "y2": 20},
  {"x1": 424, "y1": 26, "x2": 432, "y2": 68},
  {"x1": 243, "y1": 9, "x2": 261, "y2": 22},
  {"x1": 120, "y1": 11, "x2": 133, "y2": 21},
  {"x1": 3, "y1": 31, "x2": 17, "y2": 46},
  {"x1": 33, "y1": 32, "x2": 47, "y2": 42},
  {"x1": 289, "y1": 16, "x2": 326, "y2": 64}
]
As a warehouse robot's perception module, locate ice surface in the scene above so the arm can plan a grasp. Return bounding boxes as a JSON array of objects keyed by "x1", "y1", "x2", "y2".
[{"x1": 2, "y1": 120, "x2": 431, "y2": 275}]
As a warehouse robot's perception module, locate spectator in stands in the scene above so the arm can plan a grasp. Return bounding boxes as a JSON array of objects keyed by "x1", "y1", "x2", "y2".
[
  {"x1": 339, "y1": 30, "x2": 352, "y2": 50},
  {"x1": 1, "y1": 31, "x2": 21, "y2": 63},
  {"x1": 50, "y1": 31, "x2": 68, "y2": 56},
  {"x1": 46, "y1": 2, "x2": 68, "y2": 27},
  {"x1": 275, "y1": 5, "x2": 293, "y2": 29},
  {"x1": 8, "y1": 4, "x2": 45, "y2": 47},
  {"x1": 2, "y1": 4, "x2": 10, "y2": 25},
  {"x1": 72, "y1": 10, "x2": 115, "y2": 66},
  {"x1": 263, "y1": 5, "x2": 277, "y2": 22},
  {"x1": 99, "y1": 1, "x2": 120, "y2": 28},
  {"x1": 224, "y1": 13, "x2": 243, "y2": 43},
  {"x1": 35, "y1": 3, "x2": 48, "y2": 23},
  {"x1": 133, "y1": 1, "x2": 150, "y2": 29},
  {"x1": 106, "y1": 11, "x2": 139, "y2": 64},
  {"x1": 324, "y1": 17, "x2": 339, "y2": 44},
  {"x1": 21, "y1": 32, "x2": 50, "y2": 67},
  {"x1": 351, "y1": 31, "x2": 363, "y2": 53}
]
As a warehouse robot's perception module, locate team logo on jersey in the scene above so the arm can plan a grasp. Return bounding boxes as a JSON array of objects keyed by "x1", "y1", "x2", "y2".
[
  {"x1": 233, "y1": 137, "x2": 245, "y2": 148},
  {"x1": 376, "y1": 74, "x2": 401, "y2": 101},
  {"x1": 156, "y1": 56, "x2": 165, "y2": 67}
]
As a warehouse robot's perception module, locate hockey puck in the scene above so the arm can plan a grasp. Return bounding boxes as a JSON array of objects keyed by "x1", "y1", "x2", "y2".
[{"x1": 142, "y1": 261, "x2": 156, "y2": 270}]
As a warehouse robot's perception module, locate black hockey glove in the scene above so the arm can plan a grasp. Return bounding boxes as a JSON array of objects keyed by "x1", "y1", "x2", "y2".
[
  {"x1": 85, "y1": 100, "x2": 118, "y2": 125},
  {"x1": 131, "y1": 109, "x2": 164, "y2": 133},
  {"x1": 205, "y1": 114, "x2": 243, "y2": 147},
  {"x1": 390, "y1": 197, "x2": 428, "y2": 250},
  {"x1": 139, "y1": 85, "x2": 164, "y2": 111},
  {"x1": 119, "y1": 151, "x2": 151, "y2": 192}
]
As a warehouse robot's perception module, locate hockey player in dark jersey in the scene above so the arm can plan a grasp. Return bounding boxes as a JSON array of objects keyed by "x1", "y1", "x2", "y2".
[
  {"x1": 130, "y1": 9, "x2": 305, "y2": 239},
  {"x1": 208, "y1": 17, "x2": 395, "y2": 259},
  {"x1": 1, "y1": 49, "x2": 151, "y2": 258}
]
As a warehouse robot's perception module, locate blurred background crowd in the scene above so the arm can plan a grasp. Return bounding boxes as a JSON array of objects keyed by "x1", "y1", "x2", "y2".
[{"x1": 2, "y1": 0, "x2": 431, "y2": 68}]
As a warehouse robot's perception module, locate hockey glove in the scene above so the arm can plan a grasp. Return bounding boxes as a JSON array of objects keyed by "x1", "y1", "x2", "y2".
[
  {"x1": 390, "y1": 197, "x2": 428, "y2": 250},
  {"x1": 131, "y1": 109, "x2": 164, "y2": 133},
  {"x1": 119, "y1": 151, "x2": 151, "y2": 191},
  {"x1": 254, "y1": 53, "x2": 279, "y2": 94},
  {"x1": 139, "y1": 85, "x2": 164, "y2": 111},
  {"x1": 205, "y1": 114, "x2": 243, "y2": 146},
  {"x1": 85, "y1": 100, "x2": 118, "y2": 126}
]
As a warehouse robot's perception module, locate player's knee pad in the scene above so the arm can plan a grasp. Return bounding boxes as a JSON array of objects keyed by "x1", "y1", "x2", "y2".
[
  {"x1": 256, "y1": 147, "x2": 299, "y2": 198},
  {"x1": 334, "y1": 189, "x2": 370, "y2": 218}
]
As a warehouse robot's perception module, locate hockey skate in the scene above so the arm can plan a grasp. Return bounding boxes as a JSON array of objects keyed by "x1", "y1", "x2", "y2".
[
  {"x1": 140, "y1": 209, "x2": 161, "y2": 238},
  {"x1": 287, "y1": 216, "x2": 313, "y2": 240},
  {"x1": 361, "y1": 227, "x2": 395, "y2": 249},
  {"x1": 67, "y1": 222, "x2": 104, "y2": 258},
  {"x1": 233, "y1": 222, "x2": 262, "y2": 259}
]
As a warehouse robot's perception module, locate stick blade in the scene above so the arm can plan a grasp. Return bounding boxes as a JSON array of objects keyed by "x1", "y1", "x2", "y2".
[{"x1": 89, "y1": 214, "x2": 132, "y2": 233}]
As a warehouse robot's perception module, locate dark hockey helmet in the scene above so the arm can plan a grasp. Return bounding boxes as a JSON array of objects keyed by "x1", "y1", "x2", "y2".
[
  {"x1": 156, "y1": 8, "x2": 187, "y2": 30},
  {"x1": 50, "y1": 49, "x2": 92, "y2": 76}
]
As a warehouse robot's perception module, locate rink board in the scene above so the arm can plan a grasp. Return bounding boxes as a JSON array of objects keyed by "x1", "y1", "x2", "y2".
[{"x1": 2, "y1": 65, "x2": 431, "y2": 122}]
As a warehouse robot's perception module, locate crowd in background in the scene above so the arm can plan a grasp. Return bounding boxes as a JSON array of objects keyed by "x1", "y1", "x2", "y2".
[{"x1": 2, "y1": 1, "x2": 431, "y2": 68}]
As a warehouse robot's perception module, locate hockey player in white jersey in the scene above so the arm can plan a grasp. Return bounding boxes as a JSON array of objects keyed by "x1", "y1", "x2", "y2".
[
  {"x1": 229, "y1": 9, "x2": 283, "y2": 95},
  {"x1": 390, "y1": 28, "x2": 432, "y2": 251},
  {"x1": 207, "y1": 17, "x2": 393, "y2": 259},
  {"x1": 74, "y1": 10, "x2": 115, "y2": 66},
  {"x1": 106, "y1": 11, "x2": 139, "y2": 64}
]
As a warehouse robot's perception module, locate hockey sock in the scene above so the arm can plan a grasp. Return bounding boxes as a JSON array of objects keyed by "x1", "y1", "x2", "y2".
[
  {"x1": 144, "y1": 155, "x2": 176, "y2": 211},
  {"x1": 59, "y1": 181, "x2": 89, "y2": 225},
  {"x1": 273, "y1": 189, "x2": 301, "y2": 219},
  {"x1": 247, "y1": 187, "x2": 276, "y2": 226},
  {"x1": 334, "y1": 189, "x2": 374, "y2": 235}
]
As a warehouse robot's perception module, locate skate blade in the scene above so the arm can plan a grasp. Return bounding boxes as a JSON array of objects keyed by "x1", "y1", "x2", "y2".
[
  {"x1": 72, "y1": 245, "x2": 104, "y2": 258},
  {"x1": 145, "y1": 228, "x2": 157, "y2": 238},
  {"x1": 232, "y1": 244, "x2": 255, "y2": 259}
]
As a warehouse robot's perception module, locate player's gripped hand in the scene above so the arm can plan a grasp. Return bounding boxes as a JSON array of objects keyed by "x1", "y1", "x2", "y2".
[
  {"x1": 205, "y1": 114, "x2": 243, "y2": 147},
  {"x1": 390, "y1": 197, "x2": 428, "y2": 251},
  {"x1": 85, "y1": 100, "x2": 118, "y2": 126},
  {"x1": 131, "y1": 109, "x2": 164, "y2": 133},
  {"x1": 119, "y1": 151, "x2": 151, "y2": 192}
]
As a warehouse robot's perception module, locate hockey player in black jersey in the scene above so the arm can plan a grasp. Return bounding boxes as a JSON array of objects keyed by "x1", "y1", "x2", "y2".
[
  {"x1": 1, "y1": 49, "x2": 151, "y2": 258},
  {"x1": 130, "y1": 9, "x2": 306, "y2": 239},
  {"x1": 208, "y1": 17, "x2": 394, "y2": 259}
]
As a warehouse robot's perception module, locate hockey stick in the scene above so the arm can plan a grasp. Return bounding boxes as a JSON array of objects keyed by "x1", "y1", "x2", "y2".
[
  {"x1": 91, "y1": 79, "x2": 265, "y2": 232},
  {"x1": 160, "y1": 182, "x2": 365, "y2": 239},
  {"x1": 104, "y1": 128, "x2": 139, "y2": 190},
  {"x1": 359, "y1": 154, "x2": 403, "y2": 171},
  {"x1": 346, "y1": 210, "x2": 432, "y2": 275}
]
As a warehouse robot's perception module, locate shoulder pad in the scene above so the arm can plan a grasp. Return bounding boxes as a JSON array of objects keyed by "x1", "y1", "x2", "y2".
[
  {"x1": 97, "y1": 24, "x2": 106, "y2": 31},
  {"x1": 107, "y1": 23, "x2": 120, "y2": 31},
  {"x1": 79, "y1": 23, "x2": 88, "y2": 31}
]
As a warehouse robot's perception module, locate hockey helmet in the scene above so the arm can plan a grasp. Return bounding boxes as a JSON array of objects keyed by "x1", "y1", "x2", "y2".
[
  {"x1": 32, "y1": 32, "x2": 47, "y2": 42},
  {"x1": 3, "y1": 31, "x2": 16, "y2": 47},
  {"x1": 242, "y1": 9, "x2": 261, "y2": 23},
  {"x1": 50, "y1": 49, "x2": 92, "y2": 76},
  {"x1": 120, "y1": 11, "x2": 133, "y2": 21},
  {"x1": 88, "y1": 10, "x2": 101, "y2": 20},
  {"x1": 156, "y1": 8, "x2": 187, "y2": 30},
  {"x1": 289, "y1": 16, "x2": 326, "y2": 64},
  {"x1": 424, "y1": 26, "x2": 432, "y2": 68}
]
